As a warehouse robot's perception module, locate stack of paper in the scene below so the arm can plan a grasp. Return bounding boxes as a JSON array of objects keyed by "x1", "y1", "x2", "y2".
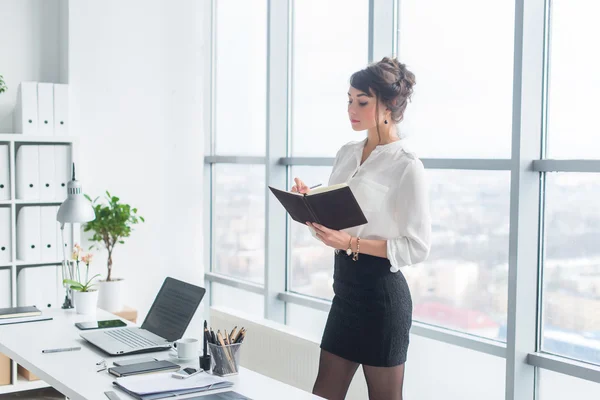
[{"x1": 113, "y1": 371, "x2": 234, "y2": 400}]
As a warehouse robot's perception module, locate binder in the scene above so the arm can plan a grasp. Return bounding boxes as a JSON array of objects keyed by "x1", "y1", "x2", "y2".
[
  {"x1": 38, "y1": 145, "x2": 56, "y2": 201},
  {"x1": 53, "y1": 84, "x2": 69, "y2": 136},
  {"x1": 40, "y1": 207, "x2": 57, "y2": 261},
  {"x1": 16, "y1": 145, "x2": 40, "y2": 200},
  {"x1": 0, "y1": 144, "x2": 9, "y2": 201},
  {"x1": 17, "y1": 265, "x2": 59, "y2": 309},
  {"x1": 0, "y1": 207, "x2": 11, "y2": 263},
  {"x1": 54, "y1": 145, "x2": 70, "y2": 201},
  {"x1": 0, "y1": 270, "x2": 10, "y2": 308},
  {"x1": 13, "y1": 82, "x2": 38, "y2": 135},
  {"x1": 37, "y1": 83, "x2": 54, "y2": 136},
  {"x1": 16, "y1": 206, "x2": 41, "y2": 261}
]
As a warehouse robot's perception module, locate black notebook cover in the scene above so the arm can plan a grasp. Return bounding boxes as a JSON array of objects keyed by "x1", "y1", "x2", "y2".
[{"x1": 268, "y1": 184, "x2": 367, "y2": 231}]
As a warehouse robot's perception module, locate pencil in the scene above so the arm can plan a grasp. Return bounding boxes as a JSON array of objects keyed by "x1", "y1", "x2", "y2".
[{"x1": 216, "y1": 330, "x2": 235, "y2": 372}]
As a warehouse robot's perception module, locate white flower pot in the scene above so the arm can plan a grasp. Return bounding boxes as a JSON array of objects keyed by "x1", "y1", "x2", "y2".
[
  {"x1": 73, "y1": 290, "x2": 98, "y2": 315},
  {"x1": 97, "y1": 279, "x2": 124, "y2": 312}
]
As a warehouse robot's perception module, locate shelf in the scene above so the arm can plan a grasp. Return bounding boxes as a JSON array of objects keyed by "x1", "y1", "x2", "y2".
[
  {"x1": 14, "y1": 260, "x2": 63, "y2": 267},
  {"x1": 0, "y1": 201, "x2": 10, "y2": 206},
  {"x1": 14, "y1": 200, "x2": 63, "y2": 206},
  {"x1": 0, "y1": 376, "x2": 50, "y2": 394},
  {"x1": 0, "y1": 263, "x2": 11, "y2": 269},
  {"x1": 0, "y1": 134, "x2": 75, "y2": 144}
]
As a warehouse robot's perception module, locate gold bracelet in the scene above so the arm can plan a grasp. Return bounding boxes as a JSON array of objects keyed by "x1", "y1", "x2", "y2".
[
  {"x1": 352, "y1": 237, "x2": 360, "y2": 261},
  {"x1": 345, "y1": 236, "x2": 353, "y2": 256}
]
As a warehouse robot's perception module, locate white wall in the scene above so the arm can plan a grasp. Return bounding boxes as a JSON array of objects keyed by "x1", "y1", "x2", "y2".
[
  {"x1": 67, "y1": 0, "x2": 208, "y2": 330},
  {"x1": 0, "y1": 0, "x2": 63, "y2": 132}
]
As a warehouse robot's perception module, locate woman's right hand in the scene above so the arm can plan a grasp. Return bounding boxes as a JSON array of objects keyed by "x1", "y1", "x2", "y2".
[{"x1": 291, "y1": 177, "x2": 310, "y2": 194}]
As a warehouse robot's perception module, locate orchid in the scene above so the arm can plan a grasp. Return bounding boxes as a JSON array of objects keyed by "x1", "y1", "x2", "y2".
[{"x1": 63, "y1": 245, "x2": 98, "y2": 292}]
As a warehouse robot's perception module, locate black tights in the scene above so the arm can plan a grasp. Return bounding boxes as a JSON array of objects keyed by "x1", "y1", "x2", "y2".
[{"x1": 312, "y1": 350, "x2": 406, "y2": 400}]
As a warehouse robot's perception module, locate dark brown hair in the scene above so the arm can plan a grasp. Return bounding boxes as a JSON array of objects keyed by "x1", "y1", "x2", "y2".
[{"x1": 350, "y1": 57, "x2": 416, "y2": 139}]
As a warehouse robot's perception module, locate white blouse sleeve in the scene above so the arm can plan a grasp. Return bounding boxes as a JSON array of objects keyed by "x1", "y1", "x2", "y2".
[{"x1": 386, "y1": 158, "x2": 432, "y2": 272}]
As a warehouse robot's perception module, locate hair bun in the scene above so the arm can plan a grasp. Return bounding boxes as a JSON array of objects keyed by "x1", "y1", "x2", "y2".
[{"x1": 380, "y1": 57, "x2": 415, "y2": 90}]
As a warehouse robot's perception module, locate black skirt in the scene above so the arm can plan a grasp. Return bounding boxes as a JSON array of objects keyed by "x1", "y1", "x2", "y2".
[{"x1": 320, "y1": 251, "x2": 412, "y2": 367}]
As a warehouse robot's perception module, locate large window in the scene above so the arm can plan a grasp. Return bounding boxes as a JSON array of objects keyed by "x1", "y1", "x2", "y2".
[
  {"x1": 541, "y1": 173, "x2": 600, "y2": 365},
  {"x1": 546, "y1": 0, "x2": 600, "y2": 159},
  {"x1": 291, "y1": 0, "x2": 368, "y2": 157},
  {"x1": 539, "y1": 0, "x2": 600, "y2": 367},
  {"x1": 211, "y1": 0, "x2": 267, "y2": 283},
  {"x1": 405, "y1": 170, "x2": 510, "y2": 341},
  {"x1": 398, "y1": 0, "x2": 515, "y2": 158},
  {"x1": 213, "y1": 164, "x2": 265, "y2": 283},
  {"x1": 215, "y1": 0, "x2": 267, "y2": 156}
]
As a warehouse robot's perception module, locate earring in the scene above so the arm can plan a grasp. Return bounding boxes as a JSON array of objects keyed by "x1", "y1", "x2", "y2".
[{"x1": 384, "y1": 119, "x2": 388, "y2": 124}]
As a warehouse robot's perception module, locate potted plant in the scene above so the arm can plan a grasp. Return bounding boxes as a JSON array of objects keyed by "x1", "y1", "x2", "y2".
[
  {"x1": 63, "y1": 244, "x2": 100, "y2": 315},
  {"x1": 0, "y1": 75, "x2": 7, "y2": 94},
  {"x1": 83, "y1": 191, "x2": 144, "y2": 312}
]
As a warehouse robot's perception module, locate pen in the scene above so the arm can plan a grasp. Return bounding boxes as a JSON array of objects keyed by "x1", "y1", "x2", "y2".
[
  {"x1": 203, "y1": 320, "x2": 208, "y2": 356},
  {"x1": 309, "y1": 184, "x2": 322, "y2": 189},
  {"x1": 42, "y1": 346, "x2": 81, "y2": 354}
]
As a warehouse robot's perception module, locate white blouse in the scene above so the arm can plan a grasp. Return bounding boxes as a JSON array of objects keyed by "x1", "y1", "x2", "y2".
[{"x1": 323, "y1": 138, "x2": 432, "y2": 273}]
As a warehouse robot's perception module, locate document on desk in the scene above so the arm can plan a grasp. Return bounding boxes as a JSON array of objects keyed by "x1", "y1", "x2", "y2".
[{"x1": 113, "y1": 372, "x2": 234, "y2": 400}]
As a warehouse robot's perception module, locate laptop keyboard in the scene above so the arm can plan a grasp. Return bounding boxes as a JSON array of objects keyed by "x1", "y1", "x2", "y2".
[{"x1": 104, "y1": 329, "x2": 161, "y2": 348}]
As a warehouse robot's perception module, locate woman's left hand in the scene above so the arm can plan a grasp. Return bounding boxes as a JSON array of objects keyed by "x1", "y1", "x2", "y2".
[{"x1": 307, "y1": 222, "x2": 351, "y2": 250}]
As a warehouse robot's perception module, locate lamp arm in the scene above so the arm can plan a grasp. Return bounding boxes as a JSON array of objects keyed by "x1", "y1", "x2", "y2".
[{"x1": 60, "y1": 223, "x2": 71, "y2": 280}]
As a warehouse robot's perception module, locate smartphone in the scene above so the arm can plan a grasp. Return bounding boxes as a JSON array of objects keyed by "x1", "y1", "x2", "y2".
[
  {"x1": 75, "y1": 319, "x2": 127, "y2": 330},
  {"x1": 172, "y1": 367, "x2": 203, "y2": 379}
]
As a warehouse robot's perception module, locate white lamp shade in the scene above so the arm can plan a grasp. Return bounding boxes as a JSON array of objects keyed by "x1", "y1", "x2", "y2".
[{"x1": 56, "y1": 179, "x2": 95, "y2": 223}]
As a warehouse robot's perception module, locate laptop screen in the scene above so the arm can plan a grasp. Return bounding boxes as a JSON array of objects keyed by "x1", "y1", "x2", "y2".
[{"x1": 141, "y1": 277, "x2": 206, "y2": 342}]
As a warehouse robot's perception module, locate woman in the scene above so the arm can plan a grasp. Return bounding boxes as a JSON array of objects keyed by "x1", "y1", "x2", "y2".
[{"x1": 292, "y1": 57, "x2": 431, "y2": 400}]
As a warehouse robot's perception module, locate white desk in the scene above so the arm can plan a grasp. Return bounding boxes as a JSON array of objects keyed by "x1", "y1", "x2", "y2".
[{"x1": 0, "y1": 309, "x2": 322, "y2": 400}]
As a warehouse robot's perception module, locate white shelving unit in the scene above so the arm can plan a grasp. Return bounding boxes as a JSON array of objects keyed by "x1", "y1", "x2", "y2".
[{"x1": 0, "y1": 133, "x2": 78, "y2": 394}]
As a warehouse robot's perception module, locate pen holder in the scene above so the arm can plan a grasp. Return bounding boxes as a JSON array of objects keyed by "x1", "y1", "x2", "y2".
[{"x1": 208, "y1": 342, "x2": 241, "y2": 376}]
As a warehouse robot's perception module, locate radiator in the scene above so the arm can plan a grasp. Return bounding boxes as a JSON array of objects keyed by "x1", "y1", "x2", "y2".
[{"x1": 210, "y1": 306, "x2": 368, "y2": 399}]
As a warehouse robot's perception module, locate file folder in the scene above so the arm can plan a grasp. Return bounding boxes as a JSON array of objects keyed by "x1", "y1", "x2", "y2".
[
  {"x1": 0, "y1": 207, "x2": 11, "y2": 263},
  {"x1": 0, "y1": 270, "x2": 10, "y2": 308},
  {"x1": 17, "y1": 265, "x2": 59, "y2": 309},
  {"x1": 37, "y1": 83, "x2": 54, "y2": 136},
  {"x1": 53, "y1": 84, "x2": 69, "y2": 136},
  {"x1": 54, "y1": 145, "x2": 70, "y2": 201},
  {"x1": 16, "y1": 145, "x2": 40, "y2": 200},
  {"x1": 16, "y1": 206, "x2": 41, "y2": 261},
  {"x1": 40, "y1": 207, "x2": 57, "y2": 261},
  {"x1": 0, "y1": 144, "x2": 9, "y2": 201},
  {"x1": 38, "y1": 145, "x2": 56, "y2": 201},
  {"x1": 14, "y1": 82, "x2": 38, "y2": 135}
]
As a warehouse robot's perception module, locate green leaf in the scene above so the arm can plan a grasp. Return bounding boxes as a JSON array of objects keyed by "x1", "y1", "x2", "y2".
[
  {"x1": 139, "y1": 217, "x2": 145, "y2": 223},
  {"x1": 63, "y1": 279, "x2": 81, "y2": 287},
  {"x1": 84, "y1": 194, "x2": 92, "y2": 202}
]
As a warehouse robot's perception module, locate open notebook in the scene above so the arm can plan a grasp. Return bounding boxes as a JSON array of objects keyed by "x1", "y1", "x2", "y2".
[{"x1": 268, "y1": 183, "x2": 367, "y2": 231}]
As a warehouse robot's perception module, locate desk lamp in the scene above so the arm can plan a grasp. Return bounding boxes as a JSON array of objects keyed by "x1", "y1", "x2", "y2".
[{"x1": 56, "y1": 163, "x2": 95, "y2": 309}]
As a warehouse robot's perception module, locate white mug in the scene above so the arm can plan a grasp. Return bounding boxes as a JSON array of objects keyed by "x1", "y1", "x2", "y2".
[{"x1": 173, "y1": 338, "x2": 199, "y2": 359}]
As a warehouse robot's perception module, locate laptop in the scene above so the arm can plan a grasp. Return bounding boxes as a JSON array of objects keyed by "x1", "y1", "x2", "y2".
[{"x1": 80, "y1": 277, "x2": 206, "y2": 355}]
